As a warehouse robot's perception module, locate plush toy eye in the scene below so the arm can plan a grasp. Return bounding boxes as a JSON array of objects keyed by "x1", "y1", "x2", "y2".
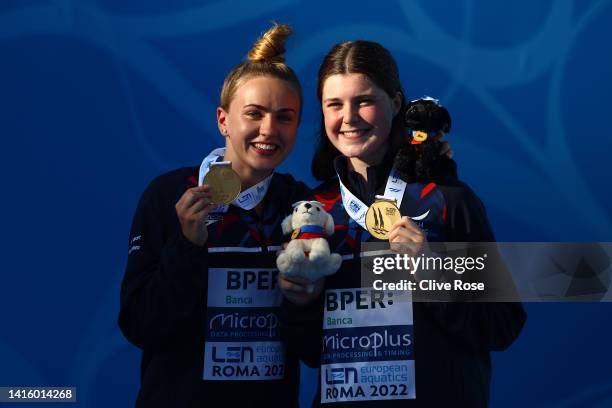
[
  {"x1": 316, "y1": 207, "x2": 320, "y2": 211},
  {"x1": 294, "y1": 207, "x2": 298, "y2": 212}
]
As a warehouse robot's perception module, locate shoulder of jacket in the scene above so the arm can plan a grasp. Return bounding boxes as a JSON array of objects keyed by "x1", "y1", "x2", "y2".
[
  {"x1": 139, "y1": 166, "x2": 199, "y2": 205},
  {"x1": 313, "y1": 177, "x2": 340, "y2": 194},
  {"x1": 148, "y1": 166, "x2": 198, "y2": 190},
  {"x1": 435, "y1": 180, "x2": 478, "y2": 201},
  {"x1": 273, "y1": 172, "x2": 312, "y2": 198}
]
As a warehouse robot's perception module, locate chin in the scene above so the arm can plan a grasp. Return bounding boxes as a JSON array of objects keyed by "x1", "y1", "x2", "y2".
[
  {"x1": 339, "y1": 146, "x2": 369, "y2": 159},
  {"x1": 250, "y1": 159, "x2": 280, "y2": 173}
]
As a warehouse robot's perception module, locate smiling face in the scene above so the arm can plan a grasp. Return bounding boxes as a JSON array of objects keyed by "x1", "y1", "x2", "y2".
[
  {"x1": 321, "y1": 73, "x2": 401, "y2": 170},
  {"x1": 217, "y1": 75, "x2": 300, "y2": 185}
]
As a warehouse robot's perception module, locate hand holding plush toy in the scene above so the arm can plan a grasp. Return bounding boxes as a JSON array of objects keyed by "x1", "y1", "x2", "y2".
[{"x1": 276, "y1": 201, "x2": 342, "y2": 281}]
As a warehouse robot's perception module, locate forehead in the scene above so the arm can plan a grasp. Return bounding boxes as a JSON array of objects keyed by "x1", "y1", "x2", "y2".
[
  {"x1": 322, "y1": 73, "x2": 383, "y2": 98},
  {"x1": 231, "y1": 76, "x2": 300, "y2": 109}
]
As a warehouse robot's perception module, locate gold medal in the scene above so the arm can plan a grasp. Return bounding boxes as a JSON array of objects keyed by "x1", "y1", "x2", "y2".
[
  {"x1": 291, "y1": 229, "x2": 300, "y2": 240},
  {"x1": 203, "y1": 162, "x2": 241, "y2": 204},
  {"x1": 365, "y1": 197, "x2": 401, "y2": 240}
]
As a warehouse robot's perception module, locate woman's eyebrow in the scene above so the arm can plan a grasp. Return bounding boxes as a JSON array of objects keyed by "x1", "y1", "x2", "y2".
[
  {"x1": 323, "y1": 93, "x2": 377, "y2": 103},
  {"x1": 243, "y1": 104, "x2": 296, "y2": 113}
]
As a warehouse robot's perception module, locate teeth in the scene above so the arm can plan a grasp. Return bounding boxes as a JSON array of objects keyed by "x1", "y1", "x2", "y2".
[
  {"x1": 341, "y1": 130, "x2": 367, "y2": 137},
  {"x1": 253, "y1": 143, "x2": 277, "y2": 150}
]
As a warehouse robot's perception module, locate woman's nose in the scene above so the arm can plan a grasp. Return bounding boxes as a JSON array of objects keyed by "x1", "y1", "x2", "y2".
[
  {"x1": 342, "y1": 104, "x2": 358, "y2": 125},
  {"x1": 260, "y1": 114, "x2": 278, "y2": 137}
]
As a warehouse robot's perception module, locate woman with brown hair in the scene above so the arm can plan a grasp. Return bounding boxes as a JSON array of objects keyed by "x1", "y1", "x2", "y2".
[{"x1": 280, "y1": 40, "x2": 526, "y2": 407}]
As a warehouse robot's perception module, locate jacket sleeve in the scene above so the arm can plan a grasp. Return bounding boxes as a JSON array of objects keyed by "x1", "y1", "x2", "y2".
[
  {"x1": 424, "y1": 185, "x2": 527, "y2": 352},
  {"x1": 118, "y1": 178, "x2": 208, "y2": 352}
]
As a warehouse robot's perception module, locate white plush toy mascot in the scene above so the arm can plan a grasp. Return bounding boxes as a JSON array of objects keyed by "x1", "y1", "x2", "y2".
[{"x1": 276, "y1": 201, "x2": 342, "y2": 281}]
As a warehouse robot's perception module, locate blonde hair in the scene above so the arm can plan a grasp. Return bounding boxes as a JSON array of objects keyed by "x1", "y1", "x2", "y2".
[{"x1": 219, "y1": 23, "x2": 302, "y2": 113}]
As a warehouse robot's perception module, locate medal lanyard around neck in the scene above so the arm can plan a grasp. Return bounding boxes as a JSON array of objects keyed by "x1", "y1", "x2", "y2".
[
  {"x1": 337, "y1": 167, "x2": 407, "y2": 230},
  {"x1": 198, "y1": 148, "x2": 273, "y2": 213}
]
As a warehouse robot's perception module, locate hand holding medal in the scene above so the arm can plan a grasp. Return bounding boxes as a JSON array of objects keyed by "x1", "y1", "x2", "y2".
[
  {"x1": 388, "y1": 216, "x2": 427, "y2": 257},
  {"x1": 175, "y1": 184, "x2": 216, "y2": 247},
  {"x1": 365, "y1": 195, "x2": 426, "y2": 257},
  {"x1": 177, "y1": 157, "x2": 245, "y2": 247}
]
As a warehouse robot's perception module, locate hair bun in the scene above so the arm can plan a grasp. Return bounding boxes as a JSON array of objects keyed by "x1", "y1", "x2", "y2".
[{"x1": 247, "y1": 23, "x2": 292, "y2": 64}]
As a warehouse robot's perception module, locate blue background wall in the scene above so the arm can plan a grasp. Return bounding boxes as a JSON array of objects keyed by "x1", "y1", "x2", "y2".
[{"x1": 1, "y1": 0, "x2": 611, "y2": 406}]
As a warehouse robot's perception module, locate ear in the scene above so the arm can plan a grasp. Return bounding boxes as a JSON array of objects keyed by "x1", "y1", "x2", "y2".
[
  {"x1": 281, "y1": 213, "x2": 294, "y2": 235},
  {"x1": 324, "y1": 212, "x2": 335, "y2": 236},
  {"x1": 217, "y1": 106, "x2": 229, "y2": 138}
]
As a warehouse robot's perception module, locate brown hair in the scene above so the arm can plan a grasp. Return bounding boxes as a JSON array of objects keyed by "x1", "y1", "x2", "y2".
[
  {"x1": 219, "y1": 23, "x2": 302, "y2": 115},
  {"x1": 311, "y1": 40, "x2": 407, "y2": 180}
]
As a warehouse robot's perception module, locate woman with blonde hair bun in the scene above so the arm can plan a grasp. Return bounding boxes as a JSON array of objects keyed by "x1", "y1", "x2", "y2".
[{"x1": 119, "y1": 23, "x2": 309, "y2": 407}]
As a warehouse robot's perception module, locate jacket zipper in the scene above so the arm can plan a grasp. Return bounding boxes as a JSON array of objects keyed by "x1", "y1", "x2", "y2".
[{"x1": 257, "y1": 218, "x2": 268, "y2": 254}]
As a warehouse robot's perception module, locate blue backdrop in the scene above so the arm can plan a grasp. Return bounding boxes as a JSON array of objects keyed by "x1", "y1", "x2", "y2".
[{"x1": 1, "y1": 0, "x2": 611, "y2": 406}]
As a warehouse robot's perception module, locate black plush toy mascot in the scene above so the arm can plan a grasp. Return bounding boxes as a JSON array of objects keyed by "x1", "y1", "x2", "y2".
[{"x1": 393, "y1": 97, "x2": 454, "y2": 183}]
